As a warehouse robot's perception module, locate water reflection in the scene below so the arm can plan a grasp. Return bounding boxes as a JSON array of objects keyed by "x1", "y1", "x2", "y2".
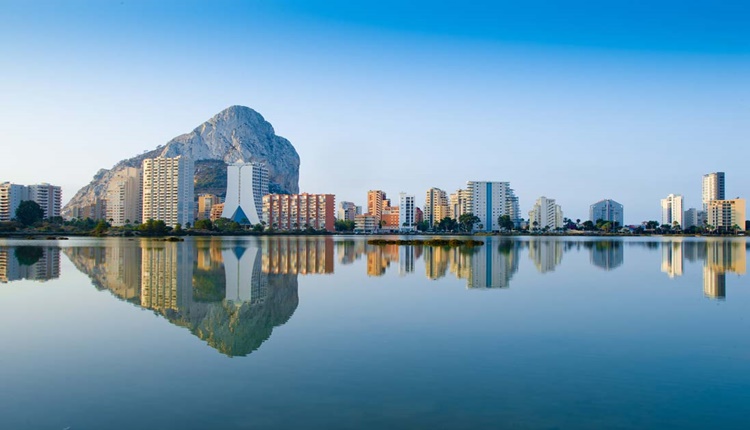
[
  {"x1": 588, "y1": 241, "x2": 625, "y2": 271},
  {"x1": 0, "y1": 246, "x2": 60, "y2": 283},
  {"x1": 655, "y1": 239, "x2": 747, "y2": 300},
  {"x1": 63, "y1": 238, "x2": 326, "y2": 357},
  {"x1": 1, "y1": 237, "x2": 748, "y2": 357}
]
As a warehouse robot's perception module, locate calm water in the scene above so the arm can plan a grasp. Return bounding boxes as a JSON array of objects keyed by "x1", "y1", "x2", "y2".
[{"x1": 1, "y1": 236, "x2": 749, "y2": 429}]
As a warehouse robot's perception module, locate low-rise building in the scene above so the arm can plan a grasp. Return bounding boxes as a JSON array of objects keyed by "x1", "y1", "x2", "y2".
[
  {"x1": 355, "y1": 214, "x2": 377, "y2": 233},
  {"x1": 197, "y1": 194, "x2": 221, "y2": 220},
  {"x1": 209, "y1": 203, "x2": 225, "y2": 221}
]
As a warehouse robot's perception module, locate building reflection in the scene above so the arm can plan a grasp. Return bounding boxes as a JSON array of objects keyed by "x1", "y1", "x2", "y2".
[
  {"x1": 660, "y1": 240, "x2": 684, "y2": 278},
  {"x1": 263, "y1": 237, "x2": 334, "y2": 275},
  {"x1": 465, "y1": 241, "x2": 519, "y2": 289},
  {"x1": 702, "y1": 240, "x2": 746, "y2": 300},
  {"x1": 657, "y1": 239, "x2": 746, "y2": 300},
  {"x1": 588, "y1": 241, "x2": 624, "y2": 271},
  {"x1": 65, "y1": 237, "x2": 335, "y2": 357},
  {"x1": 528, "y1": 239, "x2": 564, "y2": 273},
  {"x1": 0, "y1": 246, "x2": 60, "y2": 283}
]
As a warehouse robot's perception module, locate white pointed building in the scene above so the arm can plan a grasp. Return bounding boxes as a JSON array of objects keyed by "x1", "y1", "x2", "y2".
[{"x1": 222, "y1": 162, "x2": 269, "y2": 224}]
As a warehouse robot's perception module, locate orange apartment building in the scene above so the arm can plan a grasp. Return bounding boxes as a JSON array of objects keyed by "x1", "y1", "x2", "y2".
[{"x1": 262, "y1": 193, "x2": 336, "y2": 232}]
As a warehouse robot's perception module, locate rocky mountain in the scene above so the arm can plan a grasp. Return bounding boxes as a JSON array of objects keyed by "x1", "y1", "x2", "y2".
[{"x1": 64, "y1": 105, "x2": 300, "y2": 217}]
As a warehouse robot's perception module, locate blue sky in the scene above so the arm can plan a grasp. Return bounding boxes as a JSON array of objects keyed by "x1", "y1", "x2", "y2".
[{"x1": 1, "y1": 0, "x2": 748, "y2": 223}]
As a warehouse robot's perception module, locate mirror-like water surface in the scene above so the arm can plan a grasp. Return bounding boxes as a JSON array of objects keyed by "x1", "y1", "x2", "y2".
[{"x1": 1, "y1": 236, "x2": 748, "y2": 429}]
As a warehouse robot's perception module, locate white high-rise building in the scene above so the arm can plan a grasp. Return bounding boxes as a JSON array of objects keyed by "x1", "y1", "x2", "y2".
[
  {"x1": 222, "y1": 162, "x2": 268, "y2": 225},
  {"x1": 660, "y1": 194, "x2": 684, "y2": 228},
  {"x1": 702, "y1": 172, "x2": 725, "y2": 212},
  {"x1": 106, "y1": 167, "x2": 142, "y2": 226},
  {"x1": 0, "y1": 182, "x2": 28, "y2": 222},
  {"x1": 27, "y1": 183, "x2": 62, "y2": 219},
  {"x1": 141, "y1": 156, "x2": 194, "y2": 227},
  {"x1": 466, "y1": 181, "x2": 519, "y2": 232},
  {"x1": 528, "y1": 196, "x2": 563, "y2": 230},
  {"x1": 398, "y1": 193, "x2": 415, "y2": 232}
]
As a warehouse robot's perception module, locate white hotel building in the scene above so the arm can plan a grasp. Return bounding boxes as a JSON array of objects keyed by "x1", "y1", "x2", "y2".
[
  {"x1": 222, "y1": 162, "x2": 269, "y2": 225},
  {"x1": 467, "y1": 181, "x2": 520, "y2": 232}
]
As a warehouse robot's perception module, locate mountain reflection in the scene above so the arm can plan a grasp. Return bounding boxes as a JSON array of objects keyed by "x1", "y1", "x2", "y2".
[
  {"x1": 1, "y1": 236, "x2": 747, "y2": 356},
  {"x1": 62, "y1": 237, "x2": 341, "y2": 357}
]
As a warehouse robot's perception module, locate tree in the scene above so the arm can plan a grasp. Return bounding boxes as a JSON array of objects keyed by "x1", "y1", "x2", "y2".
[
  {"x1": 498, "y1": 215, "x2": 514, "y2": 231},
  {"x1": 335, "y1": 219, "x2": 355, "y2": 232},
  {"x1": 15, "y1": 200, "x2": 44, "y2": 226},
  {"x1": 437, "y1": 216, "x2": 457, "y2": 232},
  {"x1": 194, "y1": 219, "x2": 213, "y2": 230},
  {"x1": 138, "y1": 219, "x2": 169, "y2": 236},
  {"x1": 582, "y1": 220, "x2": 595, "y2": 231},
  {"x1": 173, "y1": 223, "x2": 183, "y2": 234},
  {"x1": 532, "y1": 221, "x2": 539, "y2": 231},
  {"x1": 459, "y1": 213, "x2": 480, "y2": 232},
  {"x1": 645, "y1": 220, "x2": 660, "y2": 230},
  {"x1": 416, "y1": 220, "x2": 430, "y2": 232},
  {"x1": 92, "y1": 220, "x2": 110, "y2": 236}
]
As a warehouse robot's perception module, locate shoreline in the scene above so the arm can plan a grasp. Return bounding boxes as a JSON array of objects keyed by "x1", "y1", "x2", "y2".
[{"x1": 0, "y1": 231, "x2": 746, "y2": 239}]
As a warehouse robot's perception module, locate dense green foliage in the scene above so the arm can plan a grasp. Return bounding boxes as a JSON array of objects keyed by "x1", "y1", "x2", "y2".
[
  {"x1": 138, "y1": 219, "x2": 169, "y2": 236},
  {"x1": 459, "y1": 213, "x2": 480, "y2": 232},
  {"x1": 15, "y1": 200, "x2": 45, "y2": 226},
  {"x1": 335, "y1": 219, "x2": 355, "y2": 232},
  {"x1": 14, "y1": 246, "x2": 43, "y2": 266}
]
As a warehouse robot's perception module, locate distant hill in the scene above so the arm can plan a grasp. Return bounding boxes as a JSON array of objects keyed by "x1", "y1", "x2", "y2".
[{"x1": 64, "y1": 105, "x2": 300, "y2": 217}]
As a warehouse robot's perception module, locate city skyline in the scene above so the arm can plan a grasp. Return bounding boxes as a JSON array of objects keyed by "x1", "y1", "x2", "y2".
[{"x1": 1, "y1": 2, "x2": 748, "y2": 223}]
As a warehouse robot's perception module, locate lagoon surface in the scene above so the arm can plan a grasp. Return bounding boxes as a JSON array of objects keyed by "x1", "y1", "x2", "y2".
[{"x1": 1, "y1": 236, "x2": 749, "y2": 429}]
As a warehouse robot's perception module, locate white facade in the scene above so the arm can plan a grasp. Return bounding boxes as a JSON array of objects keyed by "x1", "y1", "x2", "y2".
[
  {"x1": 106, "y1": 167, "x2": 142, "y2": 226},
  {"x1": 0, "y1": 183, "x2": 28, "y2": 222},
  {"x1": 141, "y1": 156, "x2": 194, "y2": 227},
  {"x1": 702, "y1": 172, "x2": 725, "y2": 212},
  {"x1": 528, "y1": 196, "x2": 563, "y2": 230},
  {"x1": 398, "y1": 193, "x2": 415, "y2": 232},
  {"x1": 467, "y1": 181, "x2": 520, "y2": 232},
  {"x1": 27, "y1": 183, "x2": 62, "y2": 219},
  {"x1": 660, "y1": 194, "x2": 684, "y2": 228},
  {"x1": 222, "y1": 162, "x2": 269, "y2": 225}
]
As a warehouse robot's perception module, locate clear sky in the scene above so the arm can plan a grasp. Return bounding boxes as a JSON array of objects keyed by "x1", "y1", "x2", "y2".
[{"x1": 1, "y1": 0, "x2": 748, "y2": 223}]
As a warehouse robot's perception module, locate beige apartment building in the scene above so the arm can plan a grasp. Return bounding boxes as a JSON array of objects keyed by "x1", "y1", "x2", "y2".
[
  {"x1": 706, "y1": 199, "x2": 746, "y2": 232},
  {"x1": 197, "y1": 194, "x2": 221, "y2": 220},
  {"x1": 141, "y1": 156, "x2": 194, "y2": 227},
  {"x1": 106, "y1": 167, "x2": 142, "y2": 226},
  {"x1": 424, "y1": 187, "x2": 450, "y2": 226}
]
